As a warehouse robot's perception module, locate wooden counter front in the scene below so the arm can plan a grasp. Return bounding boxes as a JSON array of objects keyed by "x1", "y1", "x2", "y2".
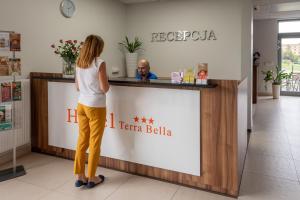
[{"x1": 30, "y1": 72, "x2": 247, "y2": 197}]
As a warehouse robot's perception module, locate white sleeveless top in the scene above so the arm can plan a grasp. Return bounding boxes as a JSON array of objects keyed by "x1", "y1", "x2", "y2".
[{"x1": 76, "y1": 57, "x2": 106, "y2": 108}]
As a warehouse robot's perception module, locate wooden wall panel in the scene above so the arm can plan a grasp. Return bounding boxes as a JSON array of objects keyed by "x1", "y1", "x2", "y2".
[{"x1": 30, "y1": 73, "x2": 243, "y2": 197}]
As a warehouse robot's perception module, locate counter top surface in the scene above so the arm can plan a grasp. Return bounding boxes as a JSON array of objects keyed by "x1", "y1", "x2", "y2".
[
  {"x1": 31, "y1": 75, "x2": 217, "y2": 90},
  {"x1": 108, "y1": 78, "x2": 217, "y2": 90}
]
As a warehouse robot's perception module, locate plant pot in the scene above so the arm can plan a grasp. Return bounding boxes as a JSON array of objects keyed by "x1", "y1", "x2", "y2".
[
  {"x1": 125, "y1": 52, "x2": 138, "y2": 78},
  {"x1": 272, "y1": 84, "x2": 281, "y2": 99},
  {"x1": 62, "y1": 59, "x2": 75, "y2": 78}
]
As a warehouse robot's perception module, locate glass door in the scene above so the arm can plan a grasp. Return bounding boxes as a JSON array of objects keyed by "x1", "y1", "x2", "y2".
[
  {"x1": 280, "y1": 37, "x2": 300, "y2": 94},
  {"x1": 278, "y1": 20, "x2": 300, "y2": 95}
]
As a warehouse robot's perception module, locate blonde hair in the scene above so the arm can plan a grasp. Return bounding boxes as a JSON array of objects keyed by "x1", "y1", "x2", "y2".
[{"x1": 76, "y1": 35, "x2": 104, "y2": 69}]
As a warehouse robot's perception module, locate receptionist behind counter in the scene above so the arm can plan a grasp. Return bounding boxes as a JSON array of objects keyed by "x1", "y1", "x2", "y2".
[{"x1": 136, "y1": 59, "x2": 158, "y2": 80}]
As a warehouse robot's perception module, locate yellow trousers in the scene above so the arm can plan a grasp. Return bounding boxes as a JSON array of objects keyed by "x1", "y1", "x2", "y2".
[{"x1": 74, "y1": 103, "x2": 106, "y2": 178}]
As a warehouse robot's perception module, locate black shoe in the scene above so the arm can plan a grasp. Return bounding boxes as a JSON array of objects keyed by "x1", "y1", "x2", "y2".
[
  {"x1": 86, "y1": 175, "x2": 105, "y2": 189},
  {"x1": 75, "y1": 180, "x2": 87, "y2": 187}
]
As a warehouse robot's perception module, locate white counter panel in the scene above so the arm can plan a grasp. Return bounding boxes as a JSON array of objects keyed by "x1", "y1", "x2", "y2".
[{"x1": 48, "y1": 82, "x2": 200, "y2": 176}]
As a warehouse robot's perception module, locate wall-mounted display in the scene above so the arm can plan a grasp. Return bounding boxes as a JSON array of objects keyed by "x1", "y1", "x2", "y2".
[
  {"x1": 10, "y1": 33, "x2": 21, "y2": 51},
  {"x1": 12, "y1": 81, "x2": 22, "y2": 101},
  {"x1": 0, "y1": 57, "x2": 9, "y2": 76},
  {"x1": 0, "y1": 32, "x2": 10, "y2": 51},
  {"x1": 9, "y1": 58, "x2": 21, "y2": 76},
  {"x1": 1, "y1": 82, "x2": 12, "y2": 102},
  {"x1": 0, "y1": 104, "x2": 12, "y2": 131},
  {"x1": 0, "y1": 82, "x2": 22, "y2": 102}
]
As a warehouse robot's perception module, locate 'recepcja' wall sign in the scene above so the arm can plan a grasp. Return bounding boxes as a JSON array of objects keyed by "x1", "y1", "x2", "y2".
[{"x1": 151, "y1": 30, "x2": 217, "y2": 42}]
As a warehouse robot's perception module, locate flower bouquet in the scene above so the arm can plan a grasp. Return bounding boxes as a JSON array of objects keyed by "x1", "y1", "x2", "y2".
[{"x1": 51, "y1": 39, "x2": 83, "y2": 78}]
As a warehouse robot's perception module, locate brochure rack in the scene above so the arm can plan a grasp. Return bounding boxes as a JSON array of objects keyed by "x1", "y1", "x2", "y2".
[{"x1": 0, "y1": 30, "x2": 26, "y2": 182}]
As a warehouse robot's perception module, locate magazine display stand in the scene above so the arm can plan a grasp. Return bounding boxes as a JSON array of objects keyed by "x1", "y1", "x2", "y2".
[{"x1": 0, "y1": 31, "x2": 26, "y2": 182}]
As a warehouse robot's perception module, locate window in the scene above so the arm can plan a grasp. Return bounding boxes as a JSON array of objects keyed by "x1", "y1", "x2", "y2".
[{"x1": 279, "y1": 20, "x2": 300, "y2": 33}]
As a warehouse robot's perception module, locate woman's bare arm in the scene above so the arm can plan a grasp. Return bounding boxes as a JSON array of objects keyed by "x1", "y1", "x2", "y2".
[
  {"x1": 98, "y1": 62, "x2": 110, "y2": 93},
  {"x1": 75, "y1": 77, "x2": 79, "y2": 91}
]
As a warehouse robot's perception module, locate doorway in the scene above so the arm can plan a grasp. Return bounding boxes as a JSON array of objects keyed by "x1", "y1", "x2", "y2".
[{"x1": 278, "y1": 20, "x2": 300, "y2": 96}]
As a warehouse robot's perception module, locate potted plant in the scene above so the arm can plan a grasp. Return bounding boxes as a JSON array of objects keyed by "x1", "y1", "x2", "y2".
[
  {"x1": 51, "y1": 39, "x2": 83, "y2": 78},
  {"x1": 262, "y1": 66, "x2": 291, "y2": 99},
  {"x1": 119, "y1": 36, "x2": 142, "y2": 77}
]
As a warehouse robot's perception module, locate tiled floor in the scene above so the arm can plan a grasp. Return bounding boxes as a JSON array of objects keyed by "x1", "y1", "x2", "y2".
[{"x1": 1, "y1": 96, "x2": 300, "y2": 200}]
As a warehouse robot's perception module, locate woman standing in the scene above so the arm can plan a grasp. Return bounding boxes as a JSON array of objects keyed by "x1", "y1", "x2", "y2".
[{"x1": 74, "y1": 35, "x2": 109, "y2": 188}]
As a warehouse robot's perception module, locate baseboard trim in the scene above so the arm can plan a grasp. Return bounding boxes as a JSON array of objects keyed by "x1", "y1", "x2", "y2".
[
  {"x1": 258, "y1": 92, "x2": 272, "y2": 96},
  {"x1": 0, "y1": 144, "x2": 31, "y2": 166}
]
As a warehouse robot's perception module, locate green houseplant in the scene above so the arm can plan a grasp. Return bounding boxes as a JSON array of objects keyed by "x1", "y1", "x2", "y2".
[
  {"x1": 262, "y1": 66, "x2": 291, "y2": 99},
  {"x1": 119, "y1": 36, "x2": 143, "y2": 77}
]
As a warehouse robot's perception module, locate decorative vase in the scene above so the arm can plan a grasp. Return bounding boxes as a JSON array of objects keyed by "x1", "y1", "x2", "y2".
[
  {"x1": 62, "y1": 59, "x2": 75, "y2": 78},
  {"x1": 272, "y1": 84, "x2": 281, "y2": 99},
  {"x1": 125, "y1": 52, "x2": 138, "y2": 78}
]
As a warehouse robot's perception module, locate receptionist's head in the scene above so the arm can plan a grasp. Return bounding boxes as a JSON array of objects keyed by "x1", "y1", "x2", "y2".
[{"x1": 137, "y1": 59, "x2": 150, "y2": 77}]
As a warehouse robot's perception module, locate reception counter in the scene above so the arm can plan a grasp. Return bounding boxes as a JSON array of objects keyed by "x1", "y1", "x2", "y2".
[{"x1": 30, "y1": 72, "x2": 248, "y2": 197}]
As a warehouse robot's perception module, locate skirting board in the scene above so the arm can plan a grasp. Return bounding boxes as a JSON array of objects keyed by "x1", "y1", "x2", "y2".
[
  {"x1": 0, "y1": 144, "x2": 31, "y2": 166},
  {"x1": 258, "y1": 92, "x2": 272, "y2": 96}
]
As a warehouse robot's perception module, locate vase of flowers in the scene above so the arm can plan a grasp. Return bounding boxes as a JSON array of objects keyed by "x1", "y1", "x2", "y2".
[
  {"x1": 62, "y1": 59, "x2": 75, "y2": 78},
  {"x1": 51, "y1": 39, "x2": 83, "y2": 78}
]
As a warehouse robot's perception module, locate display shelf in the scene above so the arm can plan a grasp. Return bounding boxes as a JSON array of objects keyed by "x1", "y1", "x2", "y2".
[{"x1": 0, "y1": 30, "x2": 25, "y2": 182}]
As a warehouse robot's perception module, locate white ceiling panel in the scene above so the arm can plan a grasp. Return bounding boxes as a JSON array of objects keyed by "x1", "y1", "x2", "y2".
[
  {"x1": 253, "y1": 0, "x2": 300, "y2": 19},
  {"x1": 118, "y1": 0, "x2": 300, "y2": 20},
  {"x1": 120, "y1": 0, "x2": 160, "y2": 4}
]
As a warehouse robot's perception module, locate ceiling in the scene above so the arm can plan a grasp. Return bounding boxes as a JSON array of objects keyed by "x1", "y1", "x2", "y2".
[
  {"x1": 119, "y1": 0, "x2": 161, "y2": 3},
  {"x1": 119, "y1": 0, "x2": 300, "y2": 20},
  {"x1": 253, "y1": 0, "x2": 300, "y2": 19}
]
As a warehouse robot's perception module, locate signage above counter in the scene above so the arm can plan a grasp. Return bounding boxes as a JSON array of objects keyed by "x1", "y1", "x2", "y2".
[{"x1": 151, "y1": 30, "x2": 217, "y2": 42}]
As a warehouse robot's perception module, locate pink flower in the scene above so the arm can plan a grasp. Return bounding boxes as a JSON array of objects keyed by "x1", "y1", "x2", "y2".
[{"x1": 73, "y1": 40, "x2": 77, "y2": 44}]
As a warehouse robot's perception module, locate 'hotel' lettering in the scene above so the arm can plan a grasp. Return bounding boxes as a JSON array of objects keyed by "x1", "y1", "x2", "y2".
[{"x1": 67, "y1": 109, "x2": 78, "y2": 123}]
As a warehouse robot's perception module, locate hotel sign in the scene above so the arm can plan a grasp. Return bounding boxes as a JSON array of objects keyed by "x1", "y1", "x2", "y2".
[
  {"x1": 151, "y1": 30, "x2": 217, "y2": 42},
  {"x1": 48, "y1": 82, "x2": 201, "y2": 176}
]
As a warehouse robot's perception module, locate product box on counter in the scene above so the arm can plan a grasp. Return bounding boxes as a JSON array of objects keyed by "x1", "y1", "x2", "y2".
[
  {"x1": 171, "y1": 72, "x2": 183, "y2": 84},
  {"x1": 183, "y1": 68, "x2": 195, "y2": 84},
  {"x1": 195, "y1": 63, "x2": 208, "y2": 85}
]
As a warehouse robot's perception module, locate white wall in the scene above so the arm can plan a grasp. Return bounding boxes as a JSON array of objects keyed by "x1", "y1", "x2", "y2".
[
  {"x1": 241, "y1": 0, "x2": 253, "y2": 129},
  {"x1": 0, "y1": 0, "x2": 126, "y2": 77},
  {"x1": 242, "y1": 0, "x2": 253, "y2": 80},
  {"x1": 126, "y1": 0, "x2": 249, "y2": 80},
  {"x1": 253, "y1": 19, "x2": 278, "y2": 94},
  {"x1": 126, "y1": 0, "x2": 253, "y2": 129},
  {"x1": 0, "y1": 0, "x2": 253, "y2": 81},
  {"x1": 238, "y1": 78, "x2": 248, "y2": 178}
]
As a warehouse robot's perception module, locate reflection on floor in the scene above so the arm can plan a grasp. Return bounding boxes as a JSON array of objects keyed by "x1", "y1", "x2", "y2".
[{"x1": 0, "y1": 96, "x2": 300, "y2": 200}]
